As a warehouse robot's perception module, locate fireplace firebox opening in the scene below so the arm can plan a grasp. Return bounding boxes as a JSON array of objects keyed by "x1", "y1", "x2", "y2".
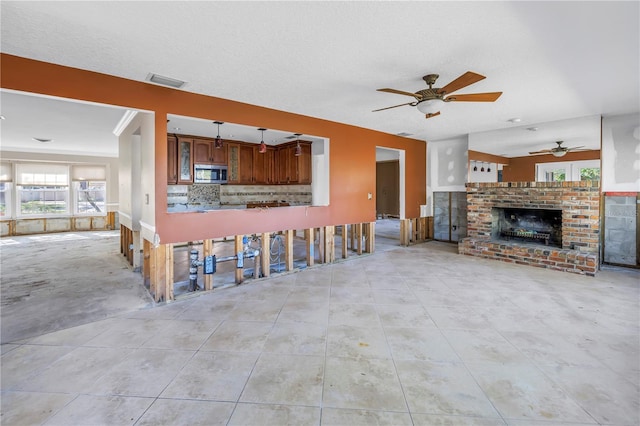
[{"x1": 491, "y1": 207, "x2": 562, "y2": 248}]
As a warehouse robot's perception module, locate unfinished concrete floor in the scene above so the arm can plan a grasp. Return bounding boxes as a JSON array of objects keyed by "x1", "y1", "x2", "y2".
[
  {"x1": 1, "y1": 222, "x2": 639, "y2": 425},
  {"x1": 0, "y1": 231, "x2": 153, "y2": 344}
]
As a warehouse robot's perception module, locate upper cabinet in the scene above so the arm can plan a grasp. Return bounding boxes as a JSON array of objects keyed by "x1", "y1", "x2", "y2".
[
  {"x1": 169, "y1": 134, "x2": 311, "y2": 186},
  {"x1": 277, "y1": 141, "x2": 312, "y2": 184},
  {"x1": 194, "y1": 139, "x2": 227, "y2": 165},
  {"x1": 167, "y1": 135, "x2": 178, "y2": 184},
  {"x1": 177, "y1": 138, "x2": 193, "y2": 184}
]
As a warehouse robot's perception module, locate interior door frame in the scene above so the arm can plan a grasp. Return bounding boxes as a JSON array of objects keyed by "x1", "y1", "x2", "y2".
[{"x1": 375, "y1": 147, "x2": 405, "y2": 219}]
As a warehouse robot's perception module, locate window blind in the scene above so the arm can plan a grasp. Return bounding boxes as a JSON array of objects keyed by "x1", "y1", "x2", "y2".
[
  {"x1": 71, "y1": 165, "x2": 106, "y2": 181},
  {"x1": 16, "y1": 163, "x2": 69, "y2": 186},
  {"x1": 0, "y1": 162, "x2": 12, "y2": 182}
]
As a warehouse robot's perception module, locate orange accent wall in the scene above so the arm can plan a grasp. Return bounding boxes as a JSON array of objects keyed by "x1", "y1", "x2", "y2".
[
  {"x1": 502, "y1": 150, "x2": 601, "y2": 182},
  {"x1": 1, "y1": 54, "x2": 426, "y2": 243}
]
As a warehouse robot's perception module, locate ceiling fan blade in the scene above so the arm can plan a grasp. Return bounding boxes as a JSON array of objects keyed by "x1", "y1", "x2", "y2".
[
  {"x1": 528, "y1": 149, "x2": 552, "y2": 155},
  {"x1": 372, "y1": 102, "x2": 416, "y2": 112},
  {"x1": 425, "y1": 111, "x2": 441, "y2": 119},
  {"x1": 567, "y1": 146, "x2": 586, "y2": 151},
  {"x1": 437, "y1": 71, "x2": 485, "y2": 95},
  {"x1": 444, "y1": 92, "x2": 503, "y2": 102},
  {"x1": 377, "y1": 88, "x2": 422, "y2": 99}
]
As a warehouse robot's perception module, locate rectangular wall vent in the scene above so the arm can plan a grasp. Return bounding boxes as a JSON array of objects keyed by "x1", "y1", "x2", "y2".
[{"x1": 146, "y1": 73, "x2": 186, "y2": 89}]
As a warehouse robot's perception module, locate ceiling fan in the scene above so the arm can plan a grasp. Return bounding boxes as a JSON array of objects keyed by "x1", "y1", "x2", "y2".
[
  {"x1": 373, "y1": 71, "x2": 502, "y2": 119},
  {"x1": 528, "y1": 141, "x2": 586, "y2": 157}
]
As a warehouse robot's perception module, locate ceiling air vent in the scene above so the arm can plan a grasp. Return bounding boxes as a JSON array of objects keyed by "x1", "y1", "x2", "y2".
[
  {"x1": 396, "y1": 132, "x2": 413, "y2": 137},
  {"x1": 146, "y1": 73, "x2": 186, "y2": 89}
]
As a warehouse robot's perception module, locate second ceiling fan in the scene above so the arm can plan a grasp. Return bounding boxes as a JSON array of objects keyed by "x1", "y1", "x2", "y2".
[{"x1": 373, "y1": 71, "x2": 502, "y2": 119}]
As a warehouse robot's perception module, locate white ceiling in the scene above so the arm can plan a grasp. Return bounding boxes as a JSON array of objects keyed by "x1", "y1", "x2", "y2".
[{"x1": 0, "y1": 1, "x2": 638, "y2": 158}]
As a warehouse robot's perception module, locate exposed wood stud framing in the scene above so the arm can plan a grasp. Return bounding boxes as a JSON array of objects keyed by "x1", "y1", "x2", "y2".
[
  {"x1": 341, "y1": 225, "x2": 348, "y2": 259},
  {"x1": 324, "y1": 226, "x2": 335, "y2": 263},
  {"x1": 305, "y1": 228, "x2": 315, "y2": 266},
  {"x1": 234, "y1": 235, "x2": 244, "y2": 284},
  {"x1": 356, "y1": 223, "x2": 363, "y2": 255},
  {"x1": 203, "y1": 239, "x2": 214, "y2": 291},
  {"x1": 285, "y1": 229, "x2": 294, "y2": 271},
  {"x1": 261, "y1": 232, "x2": 270, "y2": 278}
]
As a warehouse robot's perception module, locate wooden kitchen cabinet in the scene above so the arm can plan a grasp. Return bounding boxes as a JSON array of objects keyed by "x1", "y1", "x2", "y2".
[
  {"x1": 227, "y1": 143, "x2": 254, "y2": 184},
  {"x1": 194, "y1": 139, "x2": 227, "y2": 165},
  {"x1": 167, "y1": 135, "x2": 178, "y2": 184},
  {"x1": 177, "y1": 137, "x2": 193, "y2": 184},
  {"x1": 253, "y1": 146, "x2": 276, "y2": 184},
  {"x1": 295, "y1": 142, "x2": 312, "y2": 184},
  {"x1": 277, "y1": 141, "x2": 312, "y2": 184},
  {"x1": 239, "y1": 145, "x2": 254, "y2": 183}
]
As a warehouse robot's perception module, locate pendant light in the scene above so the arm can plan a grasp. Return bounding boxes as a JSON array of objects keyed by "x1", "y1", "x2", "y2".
[
  {"x1": 480, "y1": 162, "x2": 485, "y2": 172},
  {"x1": 294, "y1": 133, "x2": 302, "y2": 156},
  {"x1": 258, "y1": 128, "x2": 267, "y2": 154},
  {"x1": 487, "y1": 163, "x2": 491, "y2": 172},
  {"x1": 213, "y1": 121, "x2": 224, "y2": 149},
  {"x1": 473, "y1": 161, "x2": 478, "y2": 172}
]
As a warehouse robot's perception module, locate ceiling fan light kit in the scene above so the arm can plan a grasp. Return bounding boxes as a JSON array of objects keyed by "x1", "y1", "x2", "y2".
[
  {"x1": 529, "y1": 140, "x2": 585, "y2": 157},
  {"x1": 374, "y1": 71, "x2": 502, "y2": 119}
]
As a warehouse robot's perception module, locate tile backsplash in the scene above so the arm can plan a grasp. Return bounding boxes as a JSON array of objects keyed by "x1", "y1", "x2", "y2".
[{"x1": 167, "y1": 184, "x2": 312, "y2": 211}]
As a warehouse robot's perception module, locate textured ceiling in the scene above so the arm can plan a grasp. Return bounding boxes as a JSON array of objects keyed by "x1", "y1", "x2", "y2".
[{"x1": 0, "y1": 1, "x2": 638, "y2": 158}]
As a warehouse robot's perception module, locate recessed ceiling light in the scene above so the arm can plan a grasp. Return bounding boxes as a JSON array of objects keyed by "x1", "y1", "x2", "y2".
[
  {"x1": 33, "y1": 137, "x2": 53, "y2": 143},
  {"x1": 526, "y1": 127, "x2": 539, "y2": 132},
  {"x1": 508, "y1": 118, "x2": 521, "y2": 123},
  {"x1": 173, "y1": 127, "x2": 181, "y2": 131},
  {"x1": 146, "y1": 73, "x2": 186, "y2": 89},
  {"x1": 0, "y1": 115, "x2": 5, "y2": 120}
]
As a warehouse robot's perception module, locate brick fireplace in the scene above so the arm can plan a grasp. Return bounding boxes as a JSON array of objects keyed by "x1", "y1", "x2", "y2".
[{"x1": 459, "y1": 181, "x2": 600, "y2": 275}]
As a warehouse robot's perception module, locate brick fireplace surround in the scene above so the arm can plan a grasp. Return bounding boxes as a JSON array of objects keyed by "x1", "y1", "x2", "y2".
[{"x1": 459, "y1": 181, "x2": 600, "y2": 276}]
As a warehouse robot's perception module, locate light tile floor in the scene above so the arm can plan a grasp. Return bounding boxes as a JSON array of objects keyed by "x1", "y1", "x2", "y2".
[{"x1": 1, "y1": 241, "x2": 639, "y2": 425}]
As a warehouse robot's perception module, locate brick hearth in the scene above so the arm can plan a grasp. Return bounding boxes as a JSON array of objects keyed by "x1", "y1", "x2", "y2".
[{"x1": 459, "y1": 181, "x2": 600, "y2": 276}]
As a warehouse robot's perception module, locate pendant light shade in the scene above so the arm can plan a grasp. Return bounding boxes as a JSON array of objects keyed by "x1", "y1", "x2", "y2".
[
  {"x1": 473, "y1": 161, "x2": 478, "y2": 172},
  {"x1": 487, "y1": 164, "x2": 491, "y2": 172},
  {"x1": 294, "y1": 133, "x2": 303, "y2": 156},
  {"x1": 213, "y1": 121, "x2": 224, "y2": 149},
  {"x1": 480, "y1": 162, "x2": 485, "y2": 172},
  {"x1": 258, "y1": 128, "x2": 267, "y2": 153}
]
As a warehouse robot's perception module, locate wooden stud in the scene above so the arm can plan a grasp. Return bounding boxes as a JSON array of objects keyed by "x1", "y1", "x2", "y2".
[
  {"x1": 149, "y1": 243, "x2": 173, "y2": 302},
  {"x1": 342, "y1": 224, "x2": 348, "y2": 259},
  {"x1": 143, "y1": 239, "x2": 151, "y2": 290},
  {"x1": 356, "y1": 223, "x2": 363, "y2": 254},
  {"x1": 365, "y1": 222, "x2": 375, "y2": 253},
  {"x1": 261, "y1": 232, "x2": 270, "y2": 278},
  {"x1": 324, "y1": 226, "x2": 335, "y2": 263},
  {"x1": 317, "y1": 227, "x2": 325, "y2": 263},
  {"x1": 165, "y1": 243, "x2": 174, "y2": 301},
  {"x1": 285, "y1": 229, "x2": 294, "y2": 271},
  {"x1": 235, "y1": 234, "x2": 244, "y2": 284},
  {"x1": 400, "y1": 219, "x2": 410, "y2": 246},
  {"x1": 350, "y1": 223, "x2": 355, "y2": 251},
  {"x1": 203, "y1": 239, "x2": 214, "y2": 291},
  {"x1": 305, "y1": 228, "x2": 315, "y2": 266}
]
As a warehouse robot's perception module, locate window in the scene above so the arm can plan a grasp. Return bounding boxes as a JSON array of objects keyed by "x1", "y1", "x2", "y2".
[
  {"x1": 16, "y1": 163, "x2": 69, "y2": 216},
  {"x1": 580, "y1": 167, "x2": 600, "y2": 181},
  {"x1": 75, "y1": 181, "x2": 106, "y2": 214},
  {"x1": 0, "y1": 183, "x2": 10, "y2": 218},
  {"x1": 19, "y1": 185, "x2": 68, "y2": 215},
  {"x1": 537, "y1": 160, "x2": 599, "y2": 182},
  {"x1": 0, "y1": 162, "x2": 12, "y2": 217}
]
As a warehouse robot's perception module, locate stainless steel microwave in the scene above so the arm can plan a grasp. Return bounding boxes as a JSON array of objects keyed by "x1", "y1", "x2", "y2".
[{"x1": 194, "y1": 164, "x2": 227, "y2": 184}]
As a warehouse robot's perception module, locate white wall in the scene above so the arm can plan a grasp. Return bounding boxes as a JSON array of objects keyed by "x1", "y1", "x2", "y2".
[
  {"x1": 602, "y1": 113, "x2": 640, "y2": 192},
  {"x1": 117, "y1": 111, "x2": 155, "y2": 240},
  {"x1": 426, "y1": 136, "x2": 468, "y2": 215}
]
